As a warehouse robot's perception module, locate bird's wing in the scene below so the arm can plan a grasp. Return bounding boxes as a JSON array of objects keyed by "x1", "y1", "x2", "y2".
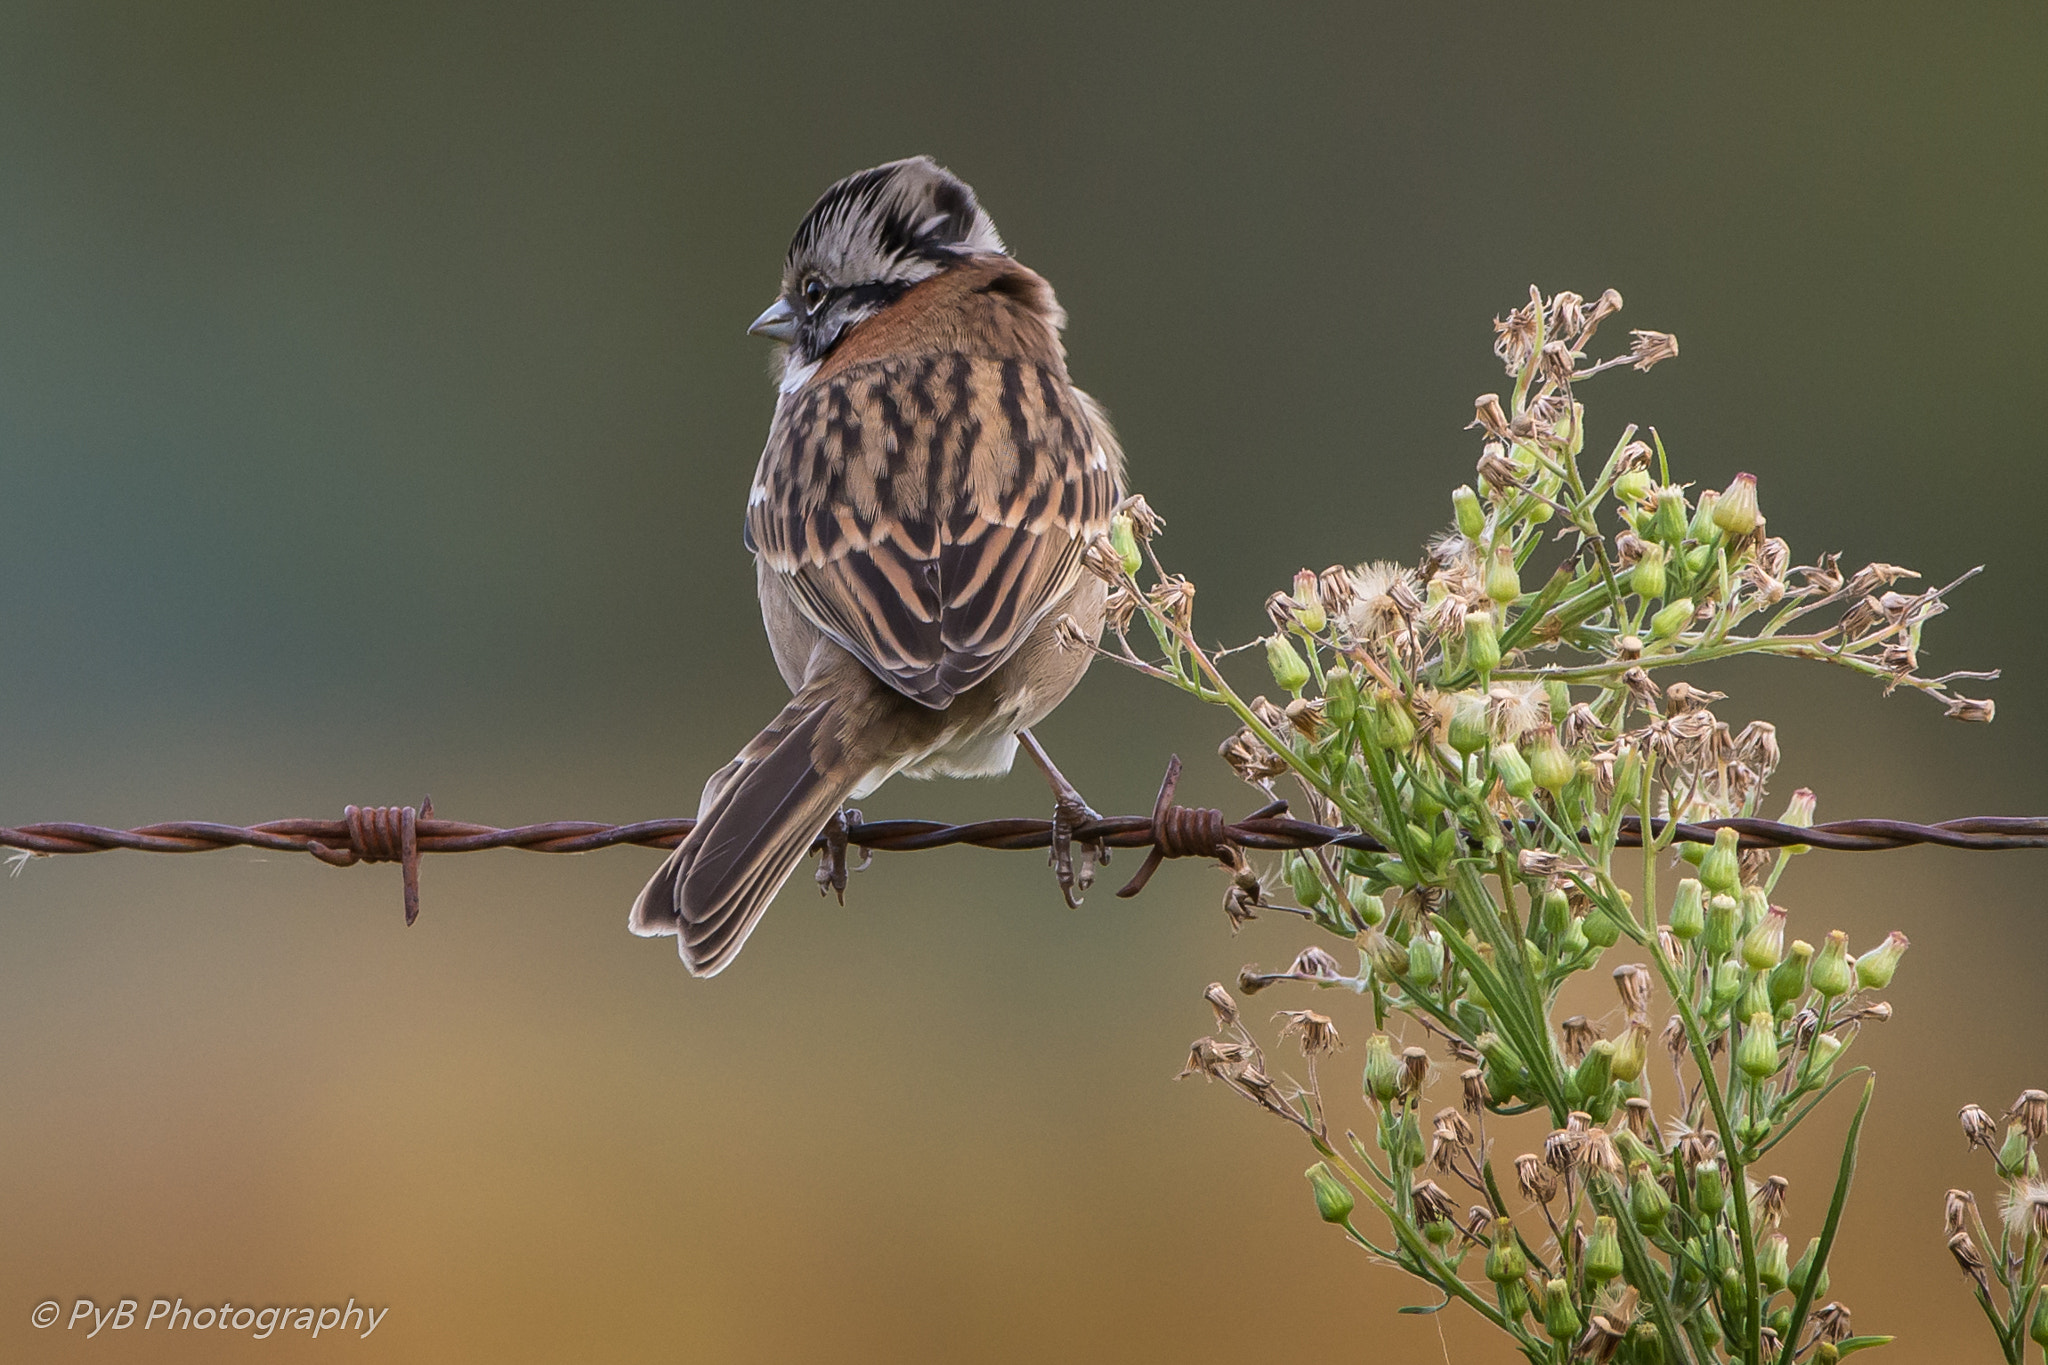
[{"x1": 748, "y1": 353, "x2": 1120, "y2": 709}]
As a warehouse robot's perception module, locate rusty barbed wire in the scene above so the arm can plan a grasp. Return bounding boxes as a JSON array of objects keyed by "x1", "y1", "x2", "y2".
[{"x1": 6, "y1": 757, "x2": 2048, "y2": 924}]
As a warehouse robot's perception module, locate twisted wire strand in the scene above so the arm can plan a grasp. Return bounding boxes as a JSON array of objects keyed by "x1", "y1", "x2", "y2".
[{"x1": 7, "y1": 757, "x2": 2047, "y2": 922}]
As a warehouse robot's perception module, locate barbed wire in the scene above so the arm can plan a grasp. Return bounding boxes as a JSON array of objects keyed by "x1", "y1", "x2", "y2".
[{"x1": 6, "y1": 755, "x2": 2047, "y2": 922}]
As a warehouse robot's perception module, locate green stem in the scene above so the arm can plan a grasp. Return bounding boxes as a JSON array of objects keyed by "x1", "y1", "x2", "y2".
[{"x1": 1773, "y1": 1077, "x2": 1874, "y2": 1365}]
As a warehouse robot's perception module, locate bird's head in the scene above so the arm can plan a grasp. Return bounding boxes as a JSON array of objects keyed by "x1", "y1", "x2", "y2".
[{"x1": 749, "y1": 156, "x2": 1006, "y2": 372}]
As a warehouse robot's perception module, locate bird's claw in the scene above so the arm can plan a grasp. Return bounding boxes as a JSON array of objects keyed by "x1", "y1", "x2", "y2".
[
  {"x1": 815, "y1": 808, "x2": 869, "y2": 902},
  {"x1": 1050, "y1": 796, "x2": 1109, "y2": 909}
]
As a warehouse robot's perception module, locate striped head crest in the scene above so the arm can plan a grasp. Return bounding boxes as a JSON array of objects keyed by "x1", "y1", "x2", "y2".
[{"x1": 752, "y1": 157, "x2": 1007, "y2": 370}]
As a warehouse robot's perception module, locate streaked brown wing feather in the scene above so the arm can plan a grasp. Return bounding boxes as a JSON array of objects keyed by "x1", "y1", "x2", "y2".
[{"x1": 751, "y1": 352, "x2": 1118, "y2": 708}]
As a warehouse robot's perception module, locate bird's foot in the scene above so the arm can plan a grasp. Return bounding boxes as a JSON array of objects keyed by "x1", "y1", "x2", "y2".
[
  {"x1": 815, "y1": 808, "x2": 870, "y2": 903},
  {"x1": 1050, "y1": 795, "x2": 1109, "y2": 909}
]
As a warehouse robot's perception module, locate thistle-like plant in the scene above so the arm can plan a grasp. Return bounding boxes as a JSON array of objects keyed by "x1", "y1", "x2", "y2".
[
  {"x1": 1949, "y1": 1091, "x2": 2048, "y2": 1363},
  {"x1": 1076, "y1": 288, "x2": 1998, "y2": 1364}
]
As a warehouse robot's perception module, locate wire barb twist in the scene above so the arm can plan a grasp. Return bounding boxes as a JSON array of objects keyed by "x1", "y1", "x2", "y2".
[{"x1": 8, "y1": 757, "x2": 2048, "y2": 922}]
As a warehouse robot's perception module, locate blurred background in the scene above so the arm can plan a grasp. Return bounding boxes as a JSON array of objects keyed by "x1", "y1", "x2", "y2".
[{"x1": 1, "y1": 3, "x2": 2043, "y2": 1360}]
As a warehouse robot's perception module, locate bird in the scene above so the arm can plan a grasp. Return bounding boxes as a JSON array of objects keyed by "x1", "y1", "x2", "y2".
[{"x1": 631, "y1": 156, "x2": 1127, "y2": 976}]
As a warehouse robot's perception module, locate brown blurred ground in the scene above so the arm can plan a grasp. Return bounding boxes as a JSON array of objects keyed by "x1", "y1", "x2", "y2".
[{"x1": 1, "y1": 3, "x2": 2043, "y2": 1361}]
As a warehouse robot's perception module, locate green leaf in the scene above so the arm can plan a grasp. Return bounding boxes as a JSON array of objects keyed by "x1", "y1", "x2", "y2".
[
  {"x1": 1775, "y1": 1076, "x2": 1875, "y2": 1365},
  {"x1": 1834, "y1": 1336, "x2": 1896, "y2": 1357}
]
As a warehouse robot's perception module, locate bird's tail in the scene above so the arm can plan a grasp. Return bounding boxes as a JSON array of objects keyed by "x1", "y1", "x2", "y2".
[{"x1": 630, "y1": 692, "x2": 866, "y2": 976}]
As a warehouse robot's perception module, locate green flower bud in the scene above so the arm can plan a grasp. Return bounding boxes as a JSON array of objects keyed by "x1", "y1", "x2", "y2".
[
  {"x1": 1630, "y1": 1164, "x2": 1672, "y2": 1233},
  {"x1": 1464, "y1": 610, "x2": 1501, "y2": 678},
  {"x1": 1699, "y1": 826, "x2": 1742, "y2": 896},
  {"x1": 1615, "y1": 467, "x2": 1652, "y2": 505},
  {"x1": 1423, "y1": 1210, "x2": 1456, "y2": 1246},
  {"x1": 1492, "y1": 742, "x2": 1535, "y2": 800},
  {"x1": 1485, "y1": 1234, "x2": 1529, "y2": 1283},
  {"x1": 1809, "y1": 930, "x2": 1855, "y2": 999},
  {"x1": 1582, "y1": 905, "x2": 1623, "y2": 949},
  {"x1": 1742, "y1": 906, "x2": 1788, "y2": 972},
  {"x1": 1789, "y1": 1237, "x2": 1826, "y2": 1300},
  {"x1": 1543, "y1": 1278, "x2": 1581, "y2": 1340},
  {"x1": 1713, "y1": 473, "x2": 1760, "y2": 537},
  {"x1": 1769, "y1": 940, "x2": 1813, "y2": 1011},
  {"x1": 1739, "y1": 975, "x2": 1773, "y2": 1028},
  {"x1": 1571, "y1": 1039, "x2": 1616, "y2": 1104},
  {"x1": 1855, "y1": 931, "x2": 1909, "y2": 990},
  {"x1": 1610, "y1": 1023, "x2": 1649, "y2": 1084},
  {"x1": 1758, "y1": 1233, "x2": 1791, "y2": 1293},
  {"x1": 1648, "y1": 486, "x2": 1688, "y2": 543},
  {"x1": 1688, "y1": 489, "x2": 1722, "y2": 543},
  {"x1": 1364, "y1": 1034, "x2": 1402, "y2": 1103},
  {"x1": 1630, "y1": 542, "x2": 1668, "y2": 600},
  {"x1": 1408, "y1": 931, "x2": 1446, "y2": 988},
  {"x1": 1997, "y1": 1122, "x2": 2030, "y2": 1179},
  {"x1": 1370, "y1": 688, "x2": 1418, "y2": 750},
  {"x1": 1291, "y1": 569, "x2": 1327, "y2": 634},
  {"x1": 1265, "y1": 633, "x2": 1310, "y2": 694},
  {"x1": 1629, "y1": 1323, "x2": 1665, "y2": 1365},
  {"x1": 1740, "y1": 885, "x2": 1770, "y2": 936},
  {"x1": 1585, "y1": 1216, "x2": 1624, "y2": 1285},
  {"x1": 1684, "y1": 543, "x2": 1715, "y2": 575},
  {"x1": 1539, "y1": 885, "x2": 1572, "y2": 943},
  {"x1": 1736, "y1": 1013, "x2": 1781, "y2": 1080},
  {"x1": 1307, "y1": 1161, "x2": 1355, "y2": 1223},
  {"x1": 1694, "y1": 1160, "x2": 1727, "y2": 1216},
  {"x1": 1649, "y1": 596, "x2": 1695, "y2": 640},
  {"x1": 1703, "y1": 894, "x2": 1742, "y2": 959},
  {"x1": 1696, "y1": 1311, "x2": 1723, "y2": 1350},
  {"x1": 1806, "y1": 1031, "x2": 1845, "y2": 1079},
  {"x1": 1528, "y1": 726, "x2": 1575, "y2": 792},
  {"x1": 1286, "y1": 854, "x2": 1324, "y2": 908},
  {"x1": 1669, "y1": 878, "x2": 1705, "y2": 940},
  {"x1": 1447, "y1": 693, "x2": 1490, "y2": 756},
  {"x1": 1498, "y1": 1278, "x2": 1530, "y2": 1321},
  {"x1": 1557, "y1": 915, "x2": 1590, "y2": 964},
  {"x1": 1708, "y1": 959, "x2": 1745, "y2": 1013},
  {"x1": 1324, "y1": 665, "x2": 1359, "y2": 729},
  {"x1": 1109, "y1": 514, "x2": 1142, "y2": 575},
  {"x1": 1485, "y1": 548, "x2": 1521, "y2": 606},
  {"x1": 1453, "y1": 484, "x2": 1486, "y2": 539}
]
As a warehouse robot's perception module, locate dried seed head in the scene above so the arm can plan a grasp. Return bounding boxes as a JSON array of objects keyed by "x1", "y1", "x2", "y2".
[
  {"x1": 1283, "y1": 696, "x2": 1323, "y2": 739},
  {"x1": 1662, "y1": 681, "x2": 1723, "y2": 715},
  {"x1": 1614, "y1": 964, "x2": 1653, "y2": 1023},
  {"x1": 1946, "y1": 695, "x2": 1997, "y2": 723},
  {"x1": 1628, "y1": 330, "x2": 1679, "y2": 371},
  {"x1": 1960, "y1": 1104, "x2": 2000, "y2": 1151},
  {"x1": 1546, "y1": 1112, "x2": 1591, "y2": 1171},
  {"x1": 1148, "y1": 575, "x2": 1196, "y2": 629},
  {"x1": 1461, "y1": 1067, "x2": 1490, "y2": 1115},
  {"x1": 1114, "y1": 493, "x2": 1163, "y2": 539},
  {"x1": 1754, "y1": 1174, "x2": 1790, "y2": 1228},
  {"x1": 1515, "y1": 1152, "x2": 1559, "y2": 1204},
  {"x1": 1275, "y1": 1009, "x2": 1341, "y2": 1057},
  {"x1": 1582, "y1": 1127, "x2": 1624, "y2": 1178},
  {"x1": 1944, "y1": 1188, "x2": 1978, "y2": 1237},
  {"x1": 1101, "y1": 584, "x2": 1139, "y2": 633},
  {"x1": 1561, "y1": 702, "x2": 1604, "y2": 750},
  {"x1": 1398, "y1": 1046, "x2": 1431, "y2": 1098},
  {"x1": 1813, "y1": 1303, "x2": 1853, "y2": 1345},
  {"x1": 2011, "y1": 1090, "x2": 2048, "y2": 1142},
  {"x1": 1950, "y1": 1230, "x2": 1991, "y2": 1294},
  {"x1": 1539, "y1": 338, "x2": 1576, "y2": 384},
  {"x1": 1179, "y1": 1036, "x2": 1252, "y2": 1082},
  {"x1": 1316, "y1": 564, "x2": 1357, "y2": 618},
  {"x1": 1218, "y1": 727, "x2": 1288, "y2": 786},
  {"x1": 1080, "y1": 533, "x2": 1126, "y2": 584},
  {"x1": 1519, "y1": 849, "x2": 1563, "y2": 879},
  {"x1": 1622, "y1": 1097, "x2": 1656, "y2": 1142},
  {"x1": 1202, "y1": 982, "x2": 1239, "y2": 1030},
  {"x1": 1622, "y1": 667, "x2": 1661, "y2": 712},
  {"x1": 1221, "y1": 865, "x2": 1263, "y2": 930},
  {"x1": 1562, "y1": 1016, "x2": 1603, "y2": 1065},
  {"x1": 1734, "y1": 720, "x2": 1780, "y2": 773},
  {"x1": 1662, "y1": 1013, "x2": 1688, "y2": 1060},
  {"x1": 1412, "y1": 1178, "x2": 1460, "y2": 1227},
  {"x1": 1590, "y1": 289, "x2": 1624, "y2": 325},
  {"x1": 1493, "y1": 297, "x2": 1542, "y2": 375},
  {"x1": 1847, "y1": 562, "x2": 1918, "y2": 597},
  {"x1": 1548, "y1": 290, "x2": 1588, "y2": 338},
  {"x1": 1472, "y1": 393, "x2": 1512, "y2": 440},
  {"x1": 1289, "y1": 946, "x2": 1344, "y2": 981},
  {"x1": 1476, "y1": 442, "x2": 1519, "y2": 491},
  {"x1": 2000, "y1": 1181, "x2": 2048, "y2": 1240}
]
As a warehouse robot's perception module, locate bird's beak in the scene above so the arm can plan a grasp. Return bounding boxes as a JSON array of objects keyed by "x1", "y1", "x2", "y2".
[{"x1": 748, "y1": 297, "x2": 799, "y2": 342}]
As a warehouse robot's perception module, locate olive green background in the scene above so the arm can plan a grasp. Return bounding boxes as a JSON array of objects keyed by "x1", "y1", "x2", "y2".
[{"x1": 1, "y1": 3, "x2": 2043, "y2": 1361}]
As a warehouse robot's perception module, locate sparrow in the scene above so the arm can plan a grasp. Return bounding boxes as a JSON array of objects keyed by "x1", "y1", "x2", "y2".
[{"x1": 631, "y1": 156, "x2": 1127, "y2": 976}]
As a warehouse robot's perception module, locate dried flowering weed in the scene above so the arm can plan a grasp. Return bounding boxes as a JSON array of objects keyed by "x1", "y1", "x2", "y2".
[{"x1": 1127, "y1": 289, "x2": 2001, "y2": 1364}]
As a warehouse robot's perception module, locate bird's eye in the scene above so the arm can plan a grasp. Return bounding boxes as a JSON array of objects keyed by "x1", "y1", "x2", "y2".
[{"x1": 801, "y1": 278, "x2": 827, "y2": 313}]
